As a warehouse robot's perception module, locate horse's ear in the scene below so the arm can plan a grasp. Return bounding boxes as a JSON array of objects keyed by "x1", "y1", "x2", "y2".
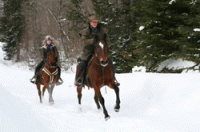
[
  {"x1": 103, "y1": 34, "x2": 107, "y2": 41},
  {"x1": 51, "y1": 46, "x2": 56, "y2": 52}
]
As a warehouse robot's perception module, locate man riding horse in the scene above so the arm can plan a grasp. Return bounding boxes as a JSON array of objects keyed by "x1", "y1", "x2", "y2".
[
  {"x1": 30, "y1": 35, "x2": 63, "y2": 85},
  {"x1": 75, "y1": 15, "x2": 120, "y2": 87}
]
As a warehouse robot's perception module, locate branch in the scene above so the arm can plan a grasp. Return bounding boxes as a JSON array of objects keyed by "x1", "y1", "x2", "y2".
[{"x1": 47, "y1": 8, "x2": 72, "y2": 43}]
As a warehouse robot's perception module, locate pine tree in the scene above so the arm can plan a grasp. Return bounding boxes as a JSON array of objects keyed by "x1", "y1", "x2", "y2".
[
  {"x1": 66, "y1": 0, "x2": 85, "y2": 33},
  {"x1": 137, "y1": 0, "x2": 200, "y2": 72},
  {"x1": 0, "y1": 0, "x2": 25, "y2": 60}
]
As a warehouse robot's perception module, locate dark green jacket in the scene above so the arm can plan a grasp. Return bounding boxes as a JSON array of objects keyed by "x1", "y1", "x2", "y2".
[
  {"x1": 79, "y1": 23, "x2": 110, "y2": 60},
  {"x1": 80, "y1": 24, "x2": 110, "y2": 46}
]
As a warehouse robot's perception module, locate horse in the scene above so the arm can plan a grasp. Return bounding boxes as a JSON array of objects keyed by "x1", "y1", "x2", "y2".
[
  {"x1": 75, "y1": 34, "x2": 120, "y2": 120},
  {"x1": 36, "y1": 46, "x2": 59, "y2": 105}
]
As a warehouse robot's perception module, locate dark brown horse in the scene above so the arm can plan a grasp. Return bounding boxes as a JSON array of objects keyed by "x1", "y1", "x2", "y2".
[
  {"x1": 36, "y1": 46, "x2": 58, "y2": 105},
  {"x1": 76, "y1": 35, "x2": 120, "y2": 120}
]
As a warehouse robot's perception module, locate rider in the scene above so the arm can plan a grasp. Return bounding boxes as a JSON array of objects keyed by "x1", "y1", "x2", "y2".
[
  {"x1": 30, "y1": 35, "x2": 63, "y2": 85},
  {"x1": 75, "y1": 15, "x2": 120, "y2": 87}
]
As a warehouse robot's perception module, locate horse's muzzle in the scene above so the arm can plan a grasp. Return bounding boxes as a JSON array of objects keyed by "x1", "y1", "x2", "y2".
[{"x1": 100, "y1": 61, "x2": 108, "y2": 67}]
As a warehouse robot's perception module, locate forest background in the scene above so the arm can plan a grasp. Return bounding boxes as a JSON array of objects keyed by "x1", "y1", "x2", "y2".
[{"x1": 0, "y1": 0, "x2": 200, "y2": 73}]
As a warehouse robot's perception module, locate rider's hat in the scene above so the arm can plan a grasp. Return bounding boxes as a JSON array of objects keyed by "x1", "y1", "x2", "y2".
[
  {"x1": 45, "y1": 35, "x2": 53, "y2": 41},
  {"x1": 87, "y1": 15, "x2": 100, "y2": 23}
]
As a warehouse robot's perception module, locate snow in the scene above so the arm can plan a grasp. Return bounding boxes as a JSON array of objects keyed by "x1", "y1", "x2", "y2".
[
  {"x1": 1, "y1": 42, "x2": 200, "y2": 132},
  {"x1": 169, "y1": 0, "x2": 176, "y2": 4},
  {"x1": 194, "y1": 28, "x2": 200, "y2": 32},
  {"x1": 132, "y1": 66, "x2": 146, "y2": 72},
  {"x1": 157, "y1": 58, "x2": 196, "y2": 72},
  {"x1": 139, "y1": 26, "x2": 145, "y2": 31}
]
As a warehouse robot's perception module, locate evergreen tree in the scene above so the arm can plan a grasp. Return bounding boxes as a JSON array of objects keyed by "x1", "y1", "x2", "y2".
[
  {"x1": 66, "y1": 0, "x2": 85, "y2": 33},
  {"x1": 0, "y1": 0, "x2": 25, "y2": 60},
  {"x1": 137, "y1": 0, "x2": 200, "y2": 72}
]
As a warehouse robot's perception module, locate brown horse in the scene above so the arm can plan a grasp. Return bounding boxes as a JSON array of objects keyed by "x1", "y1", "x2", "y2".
[
  {"x1": 36, "y1": 46, "x2": 58, "y2": 105},
  {"x1": 76, "y1": 35, "x2": 120, "y2": 120}
]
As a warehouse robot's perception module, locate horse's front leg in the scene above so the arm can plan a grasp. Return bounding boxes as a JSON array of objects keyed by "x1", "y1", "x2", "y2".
[
  {"x1": 99, "y1": 92, "x2": 110, "y2": 120},
  {"x1": 114, "y1": 85, "x2": 120, "y2": 112},
  {"x1": 94, "y1": 88, "x2": 101, "y2": 110},
  {"x1": 48, "y1": 84, "x2": 55, "y2": 105},
  {"x1": 42, "y1": 82, "x2": 48, "y2": 103},
  {"x1": 77, "y1": 86, "x2": 82, "y2": 111},
  {"x1": 42, "y1": 86, "x2": 46, "y2": 97},
  {"x1": 36, "y1": 83, "x2": 42, "y2": 103}
]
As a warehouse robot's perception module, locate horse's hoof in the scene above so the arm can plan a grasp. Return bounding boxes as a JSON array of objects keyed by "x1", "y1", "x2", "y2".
[
  {"x1": 49, "y1": 101, "x2": 54, "y2": 105},
  {"x1": 78, "y1": 105, "x2": 82, "y2": 112},
  {"x1": 114, "y1": 108, "x2": 120, "y2": 112},
  {"x1": 40, "y1": 98, "x2": 43, "y2": 103},
  {"x1": 114, "y1": 105, "x2": 120, "y2": 112},
  {"x1": 105, "y1": 115, "x2": 110, "y2": 121},
  {"x1": 97, "y1": 108, "x2": 102, "y2": 113}
]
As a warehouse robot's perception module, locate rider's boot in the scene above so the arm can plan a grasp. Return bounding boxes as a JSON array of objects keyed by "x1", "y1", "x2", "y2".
[
  {"x1": 56, "y1": 67, "x2": 63, "y2": 86},
  {"x1": 75, "y1": 60, "x2": 88, "y2": 87},
  {"x1": 30, "y1": 71, "x2": 40, "y2": 84},
  {"x1": 56, "y1": 78, "x2": 63, "y2": 86},
  {"x1": 30, "y1": 75, "x2": 37, "y2": 84}
]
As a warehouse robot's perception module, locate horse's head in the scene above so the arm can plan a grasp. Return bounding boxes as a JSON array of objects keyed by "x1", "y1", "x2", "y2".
[
  {"x1": 46, "y1": 46, "x2": 57, "y2": 67},
  {"x1": 94, "y1": 34, "x2": 109, "y2": 67}
]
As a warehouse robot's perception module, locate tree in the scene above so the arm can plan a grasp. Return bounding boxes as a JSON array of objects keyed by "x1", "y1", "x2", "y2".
[
  {"x1": 0, "y1": 0, "x2": 25, "y2": 61},
  {"x1": 93, "y1": 0, "x2": 140, "y2": 73},
  {"x1": 137, "y1": 0, "x2": 200, "y2": 72}
]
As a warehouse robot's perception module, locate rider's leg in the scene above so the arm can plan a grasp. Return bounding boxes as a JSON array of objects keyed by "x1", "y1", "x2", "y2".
[
  {"x1": 75, "y1": 60, "x2": 88, "y2": 87},
  {"x1": 30, "y1": 60, "x2": 44, "y2": 83},
  {"x1": 56, "y1": 66, "x2": 63, "y2": 85},
  {"x1": 75, "y1": 45, "x2": 94, "y2": 87}
]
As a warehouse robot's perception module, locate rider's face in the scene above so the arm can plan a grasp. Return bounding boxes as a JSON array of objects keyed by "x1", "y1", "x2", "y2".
[
  {"x1": 90, "y1": 21, "x2": 98, "y2": 28},
  {"x1": 47, "y1": 40, "x2": 51, "y2": 44}
]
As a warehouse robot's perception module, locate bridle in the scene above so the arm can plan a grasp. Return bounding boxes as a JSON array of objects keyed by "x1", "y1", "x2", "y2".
[{"x1": 94, "y1": 40, "x2": 109, "y2": 67}]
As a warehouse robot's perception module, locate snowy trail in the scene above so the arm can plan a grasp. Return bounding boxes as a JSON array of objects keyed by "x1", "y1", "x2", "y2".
[{"x1": 1, "y1": 42, "x2": 200, "y2": 131}]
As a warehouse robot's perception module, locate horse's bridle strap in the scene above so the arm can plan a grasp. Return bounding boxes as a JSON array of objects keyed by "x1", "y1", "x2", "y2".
[{"x1": 42, "y1": 67, "x2": 58, "y2": 83}]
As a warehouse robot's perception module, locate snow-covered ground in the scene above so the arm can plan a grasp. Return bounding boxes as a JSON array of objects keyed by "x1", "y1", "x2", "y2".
[{"x1": 1, "y1": 42, "x2": 200, "y2": 132}]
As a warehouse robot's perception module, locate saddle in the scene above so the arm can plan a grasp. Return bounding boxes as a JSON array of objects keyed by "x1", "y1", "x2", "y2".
[{"x1": 76, "y1": 57, "x2": 116, "y2": 88}]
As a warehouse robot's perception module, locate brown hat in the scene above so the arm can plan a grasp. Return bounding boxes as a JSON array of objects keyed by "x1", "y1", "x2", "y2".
[{"x1": 87, "y1": 15, "x2": 100, "y2": 23}]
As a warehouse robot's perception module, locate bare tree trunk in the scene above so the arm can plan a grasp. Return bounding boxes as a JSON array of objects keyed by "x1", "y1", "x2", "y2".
[{"x1": 47, "y1": 5, "x2": 71, "y2": 59}]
